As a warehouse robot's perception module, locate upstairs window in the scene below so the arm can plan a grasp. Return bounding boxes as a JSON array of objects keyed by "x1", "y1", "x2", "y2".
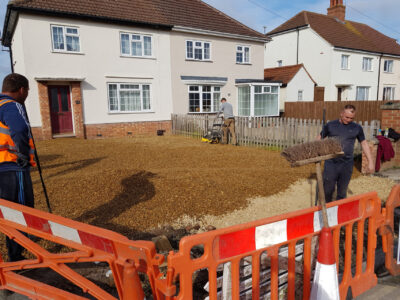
[
  {"x1": 51, "y1": 25, "x2": 80, "y2": 52},
  {"x1": 236, "y1": 45, "x2": 250, "y2": 64},
  {"x1": 108, "y1": 83, "x2": 151, "y2": 112},
  {"x1": 362, "y1": 57, "x2": 373, "y2": 71},
  {"x1": 120, "y1": 33, "x2": 152, "y2": 57},
  {"x1": 186, "y1": 40, "x2": 211, "y2": 61},
  {"x1": 384, "y1": 60, "x2": 394, "y2": 73},
  {"x1": 341, "y1": 54, "x2": 349, "y2": 69}
]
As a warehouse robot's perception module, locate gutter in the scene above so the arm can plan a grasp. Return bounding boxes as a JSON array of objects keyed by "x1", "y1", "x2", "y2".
[
  {"x1": 172, "y1": 26, "x2": 268, "y2": 43},
  {"x1": 266, "y1": 25, "x2": 309, "y2": 38}
]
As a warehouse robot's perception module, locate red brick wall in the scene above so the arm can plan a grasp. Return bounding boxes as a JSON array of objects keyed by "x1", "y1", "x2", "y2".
[
  {"x1": 31, "y1": 127, "x2": 44, "y2": 141},
  {"x1": 71, "y1": 82, "x2": 85, "y2": 139},
  {"x1": 37, "y1": 81, "x2": 52, "y2": 140},
  {"x1": 84, "y1": 121, "x2": 172, "y2": 139},
  {"x1": 381, "y1": 105, "x2": 400, "y2": 165}
]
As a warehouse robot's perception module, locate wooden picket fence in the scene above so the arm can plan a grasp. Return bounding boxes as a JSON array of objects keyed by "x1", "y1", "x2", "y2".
[{"x1": 171, "y1": 114, "x2": 380, "y2": 150}]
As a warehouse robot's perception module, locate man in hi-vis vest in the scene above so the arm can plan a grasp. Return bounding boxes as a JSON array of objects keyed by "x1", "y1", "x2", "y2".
[{"x1": 0, "y1": 73, "x2": 36, "y2": 261}]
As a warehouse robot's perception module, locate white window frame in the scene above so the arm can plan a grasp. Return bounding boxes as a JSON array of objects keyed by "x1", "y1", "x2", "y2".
[
  {"x1": 238, "y1": 84, "x2": 280, "y2": 117},
  {"x1": 298, "y1": 90, "x2": 304, "y2": 101},
  {"x1": 236, "y1": 45, "x2": 250, "y2": 64},
  {"x1": 120, "y1": 32, "x2": 153, "y2": 58},
  {"x1": 356, "y1": 86, "x2": 370, "y2": 100},
  {"x1": 51, "y1": 25, "x2": 81, "y2": 53},
  {"x1": 383, "y1": 86, "x2": 395, "y2": 100},
  {"x1": 362, "y1": 57, "x2": 373, "y2": 72},
  {"x1": 107, "y1": 83, "x2": 152, "y2": 113},
  {"x1": 341, "y1": 54, "x2": 350, "y2": 70},
  {"x1": 384, "y1": 60, "x2": 394, "y2": 73},
  {"x1": 186, "y1": 40, "x2": 212, "y2": 61},
  {"x1": 188, "y1": 85, "x2": 220, "y2": 113}
]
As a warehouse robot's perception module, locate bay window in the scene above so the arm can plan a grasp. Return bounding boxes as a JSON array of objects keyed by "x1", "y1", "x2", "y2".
[
  {"x1": 238, "y1": 84, "x2": 279, "y2": 116},
  {"x1": 108, "y1": 83, "x2": 151, "y2": 112}
]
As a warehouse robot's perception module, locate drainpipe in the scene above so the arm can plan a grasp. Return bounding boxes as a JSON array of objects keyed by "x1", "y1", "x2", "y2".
[
  {"x1": 296, "y1": 28, "x2": 299, "y2": 64},
  {"x1": 376, "y1": 53, "x2": 383, "y2": 100},
  {"x1": 9, "y1": 46, "x2": 14, "y2": 73}
]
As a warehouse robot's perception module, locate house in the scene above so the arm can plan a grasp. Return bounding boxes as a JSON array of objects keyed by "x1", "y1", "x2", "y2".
[
  {"x1": 2, "y1": 0, "x2": 273, "y2": 140},
  {"x1": 264, "y1": 64, "x2": 316, "y2": 112},
  {"x1": 264, "y1": 0, "x2": 400, "y2": 102}
]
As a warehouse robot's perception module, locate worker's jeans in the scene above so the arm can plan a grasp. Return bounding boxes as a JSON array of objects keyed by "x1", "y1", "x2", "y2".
[
  {"x1": 0, "y1": 170, "x2": 34, "y2": 261},
  {"x1": 222, "y1": 118, "x2": 236, "y2": 145},
  {"x1": 323, "y1": 159, "x2": 353, "y2": 203}
]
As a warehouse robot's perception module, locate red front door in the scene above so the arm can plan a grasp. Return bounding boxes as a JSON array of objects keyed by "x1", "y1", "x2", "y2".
[{"x1": 49, "y1": 86, "x2": 73, "y2": 134}]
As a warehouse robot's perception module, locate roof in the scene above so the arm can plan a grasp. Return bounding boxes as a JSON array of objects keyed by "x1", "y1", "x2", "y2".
[
  {"x1": 264, "y1": 64, "x2": 316, "y2": 86},
  {"x1": 267, "y1": 11, "x2": 400, "y2": 56},
  {"x1": 2, "y1": 0, "x2": 265, "y2": 46}
]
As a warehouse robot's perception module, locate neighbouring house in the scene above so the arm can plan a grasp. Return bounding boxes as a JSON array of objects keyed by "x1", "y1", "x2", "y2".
[
  {"x1": 264, "y1": 0, "x2": 400, "y2": 102},
  {"x1": 2, "y1": 0, "x2": 275, "y2": 140},
  {"x1": 264, "y1": 64, "x2": 316, "y2": 112}
]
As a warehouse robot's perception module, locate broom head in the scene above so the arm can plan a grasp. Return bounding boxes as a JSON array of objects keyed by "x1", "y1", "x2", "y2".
[{"x1": 281, "y1": 138, "x2": 343, "y2": 167}]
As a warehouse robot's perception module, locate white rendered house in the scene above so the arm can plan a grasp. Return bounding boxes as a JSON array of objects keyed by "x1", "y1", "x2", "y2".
[
  {"x1": 264, "y1": 0, "x2": 400, "y2": 102},
  {"x1": 2, "y1": 0, "x2": 277, "y2": 140}
]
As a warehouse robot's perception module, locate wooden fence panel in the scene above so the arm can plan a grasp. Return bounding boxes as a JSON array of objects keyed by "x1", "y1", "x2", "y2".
[
  {"x1": 171, "y1": 114, "x2": 380, "y2": 150},
  {"x1": 284, "y1": 100, "x2": 400, "y2": 122}
]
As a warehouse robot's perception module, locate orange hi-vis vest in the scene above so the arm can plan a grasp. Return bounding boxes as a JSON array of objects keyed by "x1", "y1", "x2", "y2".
[{"x1": 0, "y1": 98, "x2": 36, "y2": 167}]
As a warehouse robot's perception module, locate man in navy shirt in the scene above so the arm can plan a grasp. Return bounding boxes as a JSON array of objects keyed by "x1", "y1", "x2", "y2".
[
  {"x1": 0, "y1": 73, "x2": 35, "y2": 261},
  {"x1": 320, "y1": 105, "x2": 374, "y2": 202}
]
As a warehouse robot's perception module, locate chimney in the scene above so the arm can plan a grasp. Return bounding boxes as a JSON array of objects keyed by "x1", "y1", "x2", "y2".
[{"x1": 327, "y1": 0, "x2": 346, "y2": 21}]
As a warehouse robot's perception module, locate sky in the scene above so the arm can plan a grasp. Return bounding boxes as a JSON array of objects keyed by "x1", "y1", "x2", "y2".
[{"x1": 0, "y1": 0, "x2": 400, "y2": 84}]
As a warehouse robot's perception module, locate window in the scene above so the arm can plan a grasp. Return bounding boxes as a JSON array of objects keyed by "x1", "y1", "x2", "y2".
[
  {"x1": 188, "y1": 85, "x2": 220, "y2": 112},
  {"x1": 362, "y1": 57, "x2": 373, "y2": 71},
  {"x1": 277, "y1": 60, "x2": 283, "y2": 67},
  {"x1": 341, "y1": 54, "x2": 349, "y2": 69},
  {"x1": 356, "y1": 86, "x2": 370, "y2": 100},
  {"x1": 186, "y1": 40, "x2": 211, "y2": 61},
  {"x1": 108, "y1": 83, "x2": 151, "y2": 112},
  {"x1": 384, "y1": 60, "x2": 394, "y2": 73},
  {"x1": 236, "y1": 45, "x2": 250, "y2": 64},
  {"x1": 120, "y1": 33, "x2": 152, "y2": 57},
  {"x1": 238, "y1": 85, "x2": 279, "y2": 116},
  {"x1": 383, "y1": 86, "x2": 395, "y2": 100},
  {"x1": 51, "y1": 25, "x2": 80, "y2": 52},
  {"x1": 298, "y1": 90, "x2": 304, "y2": 101}
]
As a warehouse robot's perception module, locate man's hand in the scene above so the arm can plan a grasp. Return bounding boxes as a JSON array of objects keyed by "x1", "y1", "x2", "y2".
[{"x1": 366, "y1": 160, "x2": 375, "y2": 174}]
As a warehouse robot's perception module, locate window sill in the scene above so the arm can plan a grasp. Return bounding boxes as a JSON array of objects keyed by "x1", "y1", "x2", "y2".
[
  {"x1": 51, "y1": 50, "x2": 84, "y2": 55},
  {"x1": 236, "y1": 62, "x2": 252, "y2": 65},
  {"x1": 120, "y1": 55, "x2": 156, "y2": 60},
  {"x1": 185, "y1": 59, "x2": 213, "y2": 63},
  {"x1": 340, "y1": 68, "x2": 350, "y2": 70},
  {"x1": 188, "y1": 112, "x2": 218, "y2": 114},
  {"x1": 108, "y1": 111, "x2": 155, "y2": 114},
  {"x1": 362, "y1": 70, "x2": 373, "y2": 72},
  {"x1": 383, "y1": 72, "x2": 394, "y2": 74}
]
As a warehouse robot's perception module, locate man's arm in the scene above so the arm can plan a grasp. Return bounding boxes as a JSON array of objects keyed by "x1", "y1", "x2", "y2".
[
  {"x1": 361, "y1": 140, "x2": 374, "y2": 174},
  {"x1": 2, "y1": 102, "x2": 31, "y2": 167}
]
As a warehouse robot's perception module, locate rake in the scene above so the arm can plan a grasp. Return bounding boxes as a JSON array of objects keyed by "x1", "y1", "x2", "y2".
[{"x1": 281, "y1": 139, "x2": 344, "y2": 228}]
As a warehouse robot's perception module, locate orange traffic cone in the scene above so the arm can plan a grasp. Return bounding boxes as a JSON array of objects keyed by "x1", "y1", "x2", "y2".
[{"x1": 310, "y1": 227, "x2": 339, "y2": 300}]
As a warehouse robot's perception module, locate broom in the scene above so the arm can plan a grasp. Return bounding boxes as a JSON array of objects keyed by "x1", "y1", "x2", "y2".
[{"x1": 281, "y1": 138, "x2": 343, "y2": 227}]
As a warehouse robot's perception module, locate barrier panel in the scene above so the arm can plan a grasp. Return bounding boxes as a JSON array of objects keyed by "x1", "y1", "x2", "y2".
[
  {"x1": 380, "y1": 184, "x2": 400, "y2": 276},
  {"x1": 0, "y1": 198, "x2": 167, "y2": 299},
  {"x1": 160, "y1": 191, "x2": 382, "y2": 300}
]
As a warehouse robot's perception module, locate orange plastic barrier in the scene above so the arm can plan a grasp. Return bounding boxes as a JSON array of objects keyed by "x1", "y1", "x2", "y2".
[
  {"x1": 380, "y1": 184, "x2": 400, "y2": 276},
  {"x1": 0, "y1": 198, "x2": 166, "y2": 299},
  {"x1": 158, "y1": 191, "x2": 382, "y2": 300}
]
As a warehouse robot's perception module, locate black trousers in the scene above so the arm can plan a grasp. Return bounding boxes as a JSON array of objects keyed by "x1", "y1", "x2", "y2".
[
  {"x1": 323, "y1": 159, "x2": 353, "y2": 203},
  {"x1": 0, "y1": 170, "x2": 34, "y2": 261}
]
